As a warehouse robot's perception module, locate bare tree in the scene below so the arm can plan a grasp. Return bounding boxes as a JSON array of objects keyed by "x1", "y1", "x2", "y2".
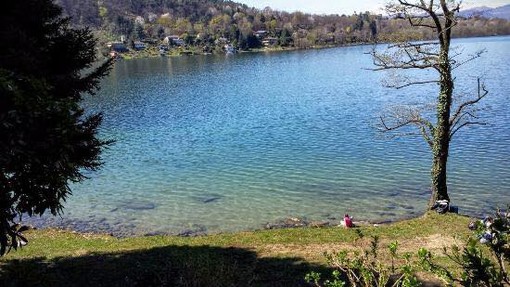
[{"x1": 370, "y1": 0, "x2": 488, "y2": 207}]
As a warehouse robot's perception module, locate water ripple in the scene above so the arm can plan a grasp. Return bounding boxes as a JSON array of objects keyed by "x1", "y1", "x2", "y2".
[{"x1": 27, "y1": 37, "x2": 510, "y2": 235}]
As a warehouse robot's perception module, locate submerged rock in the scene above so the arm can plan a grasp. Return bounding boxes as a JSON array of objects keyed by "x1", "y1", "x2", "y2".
[
  {"x1": 377, "y1": 212, "x2": 397, "y2": 217},
  {"x1": 191, "y1": 193, "x2": 224, "y2": 204},
  {"x1": 265, "y1": 217, "x2": 309, "y2": 229},
  {"x1": 178, "y1": 224, "x2": 207, "y2": 237},
  {"x1": 117, "y1": 201, "x2": 156, "y2": 211},
  {"x1": 144, "y1": 231, "x2": 167, "y2": 237},
  {"x1": 202, "y1": 196, "x2": 221, "y2": 203}
]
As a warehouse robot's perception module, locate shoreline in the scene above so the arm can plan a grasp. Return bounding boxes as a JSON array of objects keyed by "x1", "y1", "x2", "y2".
[
  {"x1": 111, "y1": 34, "x2": 510, "y2": 61},
  {"x1": 113, "y1": 41, "x2": 378, "y2": 61},
  {"x1": 22, "y1": 210, "x2": 445, "y2": 239}
]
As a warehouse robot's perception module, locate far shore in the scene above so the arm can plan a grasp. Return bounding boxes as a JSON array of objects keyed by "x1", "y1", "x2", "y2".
[
  {"x1": 110, "y1": 34, "x2": 510, "y2": 61},
  {"x1": 112, "y1": 41, "x2": 378, "y2": 61}
]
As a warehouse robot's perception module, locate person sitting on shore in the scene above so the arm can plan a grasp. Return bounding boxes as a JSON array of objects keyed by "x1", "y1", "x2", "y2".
[{"x1": 341, "y1": 214, "x2": 353, "y2": 228}]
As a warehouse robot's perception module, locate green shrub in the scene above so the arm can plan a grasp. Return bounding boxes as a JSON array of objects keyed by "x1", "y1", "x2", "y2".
[
  {"x1": 420, "y1": 207, "x2": 509, "y2": 286},
  {"x1": 307, "y1": 207, "x2": 509, "y2": 287},
  {"x1": 305, "y1": 232, "x2": 420, "y2": 287}
]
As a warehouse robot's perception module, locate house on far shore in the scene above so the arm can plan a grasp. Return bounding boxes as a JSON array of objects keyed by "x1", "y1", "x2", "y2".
[
  {"x1": 133, "y1": 41, "x2": 146, "y2": 50},
  {"x1": 262, "y1": 37, "x2": 278, "y2": 47},
  {"x1": 255, "y1": 30, "x2": 267, "y2": 38},
  {"x1": 108, "y1": 42, "x2": 128, "y2": 53},
  {"x1": 164, "y1": 35, "x2": 184, "y2": 46},
  {"x1": 215, "y1": 37, "x2": 229, "y2": 45}
]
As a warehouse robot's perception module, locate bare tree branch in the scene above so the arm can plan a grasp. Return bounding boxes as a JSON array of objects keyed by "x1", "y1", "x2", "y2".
[
  {"x1": 451, "y1": 49, "x2": 487, "y2": 70},
  {"x1": 390, "y1": 42, "x2": 440, "y2": 49},
  {"x1": 450, "y1": 121, "x2": 487, "y2": 139},
  {"x1": 393, "y1": 80, "x2": 440, "y2": 89},
  {"x1": 450, "y1": 78, "x2": 488, "y2": 125},
  {"x1": 375, "y1": 1, "x2": 486, "y2": 146},
  {"x1": 378, "y1": 106, "x2": 435, "y2": 147},
  {"x1": 449, "y1": 78, "x2": 489, "y2": 139},
  {"x1": 397, "y1": 0, "x2": 430, "y2": 13},
  {"x1": 370, "y1": 47, "x2": 438, "y2": 71},
  {"x1": 406, "y1": 14, "x2": 437, "y2": 29}
]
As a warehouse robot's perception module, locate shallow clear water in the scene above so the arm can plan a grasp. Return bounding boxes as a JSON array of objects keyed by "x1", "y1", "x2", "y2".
[{"x1": 30, "y1": 36, "x2": 510, "y2": 236}]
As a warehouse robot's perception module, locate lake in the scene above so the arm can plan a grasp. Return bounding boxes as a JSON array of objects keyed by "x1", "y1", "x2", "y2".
[{"x1": 30, "y1": 36, "x2": 510, "y2": 236}]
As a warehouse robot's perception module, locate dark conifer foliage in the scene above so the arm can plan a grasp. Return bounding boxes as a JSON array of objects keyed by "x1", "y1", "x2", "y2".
[{"x1": 0, "y1": 0, "x2": 113, "y2": 255}]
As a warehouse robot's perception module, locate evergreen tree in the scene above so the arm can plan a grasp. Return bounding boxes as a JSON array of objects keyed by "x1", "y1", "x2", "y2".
[{"x1": 0, "y1": 0, "x2": 112, "y2": 255}]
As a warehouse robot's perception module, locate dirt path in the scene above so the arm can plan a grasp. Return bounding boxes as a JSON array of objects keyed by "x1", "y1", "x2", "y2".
[{"x1": 255, "y1": 233, "x2": 461, "y2": 262}]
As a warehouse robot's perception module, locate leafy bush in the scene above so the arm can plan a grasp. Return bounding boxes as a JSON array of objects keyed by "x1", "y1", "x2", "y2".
[
  {"x1": 305, "y1": 231, "x2": 420, "y2": 287},
  {"x1": 420, "y1": 207, "x2": 509, "y2": 286},
  {"x1": 307, "y1": 207, "x2": 509, "y2": 287}
]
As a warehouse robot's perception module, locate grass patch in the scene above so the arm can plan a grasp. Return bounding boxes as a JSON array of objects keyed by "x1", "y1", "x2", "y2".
[{"x1": 0, "y1": 212, "x2": 473, "y2": 286}]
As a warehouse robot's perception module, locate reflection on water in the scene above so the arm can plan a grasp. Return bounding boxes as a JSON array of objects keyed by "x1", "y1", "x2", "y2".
[{"x1": 28, "y1": 36, "x2": 510, "y2": 236}]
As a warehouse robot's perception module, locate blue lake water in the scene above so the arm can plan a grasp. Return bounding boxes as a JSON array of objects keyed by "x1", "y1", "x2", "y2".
[{"x1": 31, "y1": 36, "x2": 510, "y2": 236}]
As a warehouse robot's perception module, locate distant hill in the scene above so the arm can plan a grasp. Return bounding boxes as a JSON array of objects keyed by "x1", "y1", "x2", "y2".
[
  {"x1": 51, "y1": 0, "x2": 510, "y2": 55},
  {"x1": 459, "y1": 4, "x2": 510, "y2": 20}
]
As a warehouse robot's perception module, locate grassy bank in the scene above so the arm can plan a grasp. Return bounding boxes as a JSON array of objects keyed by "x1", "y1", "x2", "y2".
[{"x1": 0, "y1": 212, "x2": 472, "y2": 286}]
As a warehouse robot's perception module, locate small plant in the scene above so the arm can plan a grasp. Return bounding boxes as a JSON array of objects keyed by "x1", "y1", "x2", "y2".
[
  {"x1": 305, "y1": 270, "x2": 345, "y2": 287},
  {"x1": 305, "y1": 232, "x2": 420, "y2": 287},
  {"x1": 419, "y1": 206, "x2": 509, "y2": 286},
  {"x1": 472, "y1": 207, "x2": 510, "y2": 284},
  {"x1": 418, "y1": 247, "x2": 456, "y2": 285}
]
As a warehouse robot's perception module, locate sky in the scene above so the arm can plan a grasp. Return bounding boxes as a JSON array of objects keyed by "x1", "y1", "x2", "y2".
[{"x1": 236, "y1": 0, "x2": 510, "y2": 15}]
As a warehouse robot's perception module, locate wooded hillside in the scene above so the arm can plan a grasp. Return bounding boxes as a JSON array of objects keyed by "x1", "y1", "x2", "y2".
[{"x1": 55, "y1": 0, "x2": 510, "y2": 53}]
